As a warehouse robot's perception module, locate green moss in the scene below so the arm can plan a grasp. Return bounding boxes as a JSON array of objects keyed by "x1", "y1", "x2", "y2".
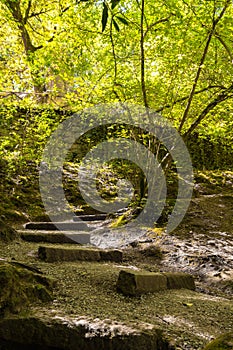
[
  {"x1": 110, "y1": 214, "x2": 127, "y2": 228},
  {"x1": 203, "y1": 333, "x2": 233, "y2": 350},
  {"x1": 0, "y1": 262, "x2": 53, "y2": 316},
  {"x1": 0, "y1": 219, "x2": 17, "y2": 242}
]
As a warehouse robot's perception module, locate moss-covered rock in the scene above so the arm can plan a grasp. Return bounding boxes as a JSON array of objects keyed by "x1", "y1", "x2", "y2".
[
  {"x1": 38, "y1": 245, "x2": 123, "y2": 263},
  {"x1": 117, "y1": 270, "x2": 167, "y2": 296},
  {"x1": 0, "y1": 316, "x2": 173, "y2": 350},
  {"x1": 117, "y1": 270, "x2": 196, "y2": 296},
  {"x1": 203, "y1": 333, "x2": 233, "y2": 350},
  {"x1": 163, "y1": 272, "x2": 195, "y2": 291},
  {"x1": 0, "y1": 219, "x2": 17, "y2": 242},
  {"x1": 0, "y1": 261, "x2": 54, "y2": 316}
]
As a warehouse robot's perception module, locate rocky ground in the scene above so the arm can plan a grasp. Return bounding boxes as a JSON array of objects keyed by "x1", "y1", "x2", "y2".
[{"x1": 0, "y1": 171, "x2": 232, "y2": 349}]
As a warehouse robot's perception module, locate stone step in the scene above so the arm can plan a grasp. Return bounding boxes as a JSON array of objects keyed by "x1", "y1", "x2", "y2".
[
  {"x1": 38, "y1": 245, "x2": 123, "y2": 263},
  {"x1": 24, "y1": 222, "x2": 88, "y2": 231},
  {"x1": 116, "y1": 269, "x2": 195, "y2": 296},
  {"x1": 18, "y1": 230, "x2": 90, "y2": 245},
  {"x1": 73, "y1": 214, "x2": 107, "y2": 221}
]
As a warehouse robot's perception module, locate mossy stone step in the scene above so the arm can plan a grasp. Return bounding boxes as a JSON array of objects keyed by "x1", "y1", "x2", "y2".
[
  {"x1": 165, "y1": 272, "x2": 195, "y2": 290},
  {"x1": 38, "y1": 246, "x2": 123, "y2": 263},
  {"x1": 18, "y1": 230, "x2": 90, "y2": 244},
  {"x1": 117, "y1": 270, "x2": 195, "y2": 296},
  {"x1": 73, "y1": 214, "x2": 107, "y2": 221},
  {"x1": 24, "y1": 222, "x2": 88, "y2": 231}
]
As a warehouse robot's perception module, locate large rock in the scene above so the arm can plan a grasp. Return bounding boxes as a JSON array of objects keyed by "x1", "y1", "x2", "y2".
[
  {"x1": 0, "y1": 261, "x2": 54, "y2": 316},
  {"x1": 38, "y1": 246, "x2": 123, "y2": 263},
  {"x1": 117, "y1": 270, "x2": 195, "y2": 296},
  {"x1": 203, "y1": 333, "x2": 233, "y2": 350},
  {"x1": 0, "y1": 220, "x2": 17, "y2": 242},
  {"x1": 117, "y1": 270, "x2": 167, "y2": 296},
  {"x1": 0, "y1": 316, "x2": 173, "y2": 350}
]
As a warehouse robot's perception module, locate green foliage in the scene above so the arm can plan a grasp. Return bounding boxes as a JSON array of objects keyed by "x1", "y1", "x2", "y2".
[{"x1": 0, "y1": 1, "x2": 233, "y2": 222}]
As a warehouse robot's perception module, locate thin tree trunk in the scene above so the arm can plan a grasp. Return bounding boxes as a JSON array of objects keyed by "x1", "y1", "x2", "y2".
[{"x1": 140, "y1": 0, "x2": 149, "y2": 109}]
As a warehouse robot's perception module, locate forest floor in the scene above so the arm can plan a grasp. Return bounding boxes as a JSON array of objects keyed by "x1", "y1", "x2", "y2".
[{"x1": 0, "y1": 170, "x2": 232, "y2": 349}]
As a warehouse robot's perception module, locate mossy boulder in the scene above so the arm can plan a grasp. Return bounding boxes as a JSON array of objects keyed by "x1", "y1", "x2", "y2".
[
  {"x1": 0, "y1": 219, "x2": 17, "y2": 242},
  {"x1": 0, "y1": 316, "x2": 173, "y2": 350},
  {"x1": 0, "y1": 261, "x2": 54, "y2": 316},
  {"x1": 203, "y1": 333, "x2": 233, "y2": 350}
]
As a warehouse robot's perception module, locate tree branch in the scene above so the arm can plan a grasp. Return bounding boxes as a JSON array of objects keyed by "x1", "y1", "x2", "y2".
[
  {"x1": 184, "y1": 82, "x2": 233, "y2": 137},
  {"x1": 143, "y1": 16, "x2": 171, "y2": 39},
  {"x1": 178, "y1": 0, "x2": 231, "y2": 132},
  {"x1": 214, "y1": 32, "x2": 233, "y2": 62},
  {"x1": 23, "y1": 0, "x2": 32, "y2": 24},
  {"x1": 155, "y1": 85, "x2": 226, "y2": 112}
]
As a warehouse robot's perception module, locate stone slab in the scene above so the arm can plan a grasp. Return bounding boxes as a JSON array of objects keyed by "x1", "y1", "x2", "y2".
[
  {"x1": 100, "y1": 249, "x2": 123, "y2": 263},
  {"x1": 117, "y1": 269, "x2": 196, "y2": 296},
  {"x1": 163, "y1": 272, "x2": 195, "y2": 291},
  {"x1": 38, "y1": 246, "x2": 123, "y2": 263},
  {"x1": 18, "y1": 230, "x2": 90, "y2": 244},
  {"x1": 24, "y1": 222, "x2": 88, "y2": 231},
  {"x1": 117, "y1": 270, "x2": 167, "y2": 296},
  {"x1": 73, "y1": 214, "x2": 107, "y2": 221}
]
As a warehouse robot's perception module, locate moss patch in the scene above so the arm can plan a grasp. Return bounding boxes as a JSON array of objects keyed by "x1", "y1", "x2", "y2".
[
  {"x1": 203, "y1": 333, "x2": 233, "y2": 350},
  {"x1": 0, "y1": 220, "x2": 17, "y2": 242},
  {"x1": 0, "y1": 261, "x2": 54, "y2": 316}
]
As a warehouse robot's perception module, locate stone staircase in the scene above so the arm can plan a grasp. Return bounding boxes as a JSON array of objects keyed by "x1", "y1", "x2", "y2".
[
  {"x1": 18, "y1": 214, "x2": 123, "y2": 263},
  {"x1": 19, "y1": 214, "x2": 106, "y2": 245},
  {"x1": 18, "y1": 214, "x2": 196, "y2": 293}
]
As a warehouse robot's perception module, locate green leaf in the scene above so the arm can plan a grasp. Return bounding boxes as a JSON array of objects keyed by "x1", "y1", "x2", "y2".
[
  {"x1": 111, "y1": 0, "x2": 120, "y2": 10},
  {"x1": 102, "y1": 3, "x2": 109, "y2": 32},
  {"x1": 113, "y1": 19, "x2": 120, "y2": 32},
  {"x1": 116, "y1": 16, "x2": 128, "y2": 25}
]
